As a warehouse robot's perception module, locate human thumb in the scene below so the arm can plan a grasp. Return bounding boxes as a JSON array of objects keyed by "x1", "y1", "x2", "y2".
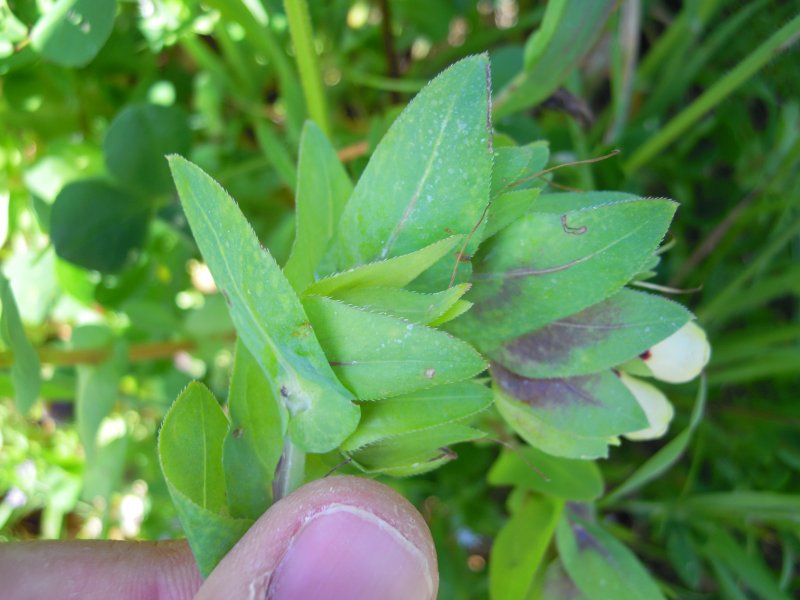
[{"x1": 196, "y1": 475, "x2": 438, "y2": 600}]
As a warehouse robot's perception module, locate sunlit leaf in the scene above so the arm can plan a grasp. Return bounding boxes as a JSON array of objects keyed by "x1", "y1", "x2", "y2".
[
  {"x1": 451, "y1": 198, "x2": 677, "y2": 351},
  {"x1": 159, "y1": 382, "x2": 251, "y2": 577},
  {"x1": 325, "y1": 54, "x2": 492, "y2": 289},
  {"x1": 283, "y1": 121, "x2": 353, "y2": 292},
  {"x1": 222, "y1": 342, "x2": 285, "y2": 520},
  {"x1": 0, "y1": 274, "x2": 40, "y2": 413},
  {"x1": 341, "y1": 381, "x2": 492, "y2": 451},
  {"x1": 306, "y1": 236, "x2": 461, "y2": 297},
  {"x1": 304, "y1": 296, "x2": 487, "y2": 400},
  {"x1": 169, "y1": 156, "x2": 359, "y2": 453},
  {"x1": 491, "y1": 289, "x2": 691, "y2": 378},
  {"x1": 332, "y1": 284, "x2": 470, "y2": 325},
  {"x1": 30, "y1": 0, "x2": 116, "y2": 67}
]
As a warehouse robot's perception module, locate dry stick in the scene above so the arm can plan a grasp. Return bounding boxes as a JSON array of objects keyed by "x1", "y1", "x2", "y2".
[
  {"x1": 448, "y1": 149, "x2": 622, "y2": 287},
  {"x1": 0, "y1": 333, "x2": 235, "y2": 369},
  {"x1": 632, "y1": 280, "x2": 703, "y2": 295}
]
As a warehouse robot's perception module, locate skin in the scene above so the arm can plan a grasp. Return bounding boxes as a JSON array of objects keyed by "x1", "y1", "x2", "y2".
[{"x1": 0, "y1": 476, "x2": 438, "y2": 600}]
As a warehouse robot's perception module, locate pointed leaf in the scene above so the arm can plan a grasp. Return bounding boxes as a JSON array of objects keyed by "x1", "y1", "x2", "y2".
[
  {"x1": 495, "y1": 388, "x2": 611, "y2": 459},
  {"x1": 325, "y1": 55, "x2": 492, "y2": 289},
  {"x1": 307, "y1": 236, "x2": 461, "y2": 297},
  {"x1": 490, "y1": 496, "x2": 562, "y2": 600},
  {"x1": 483, "y1": 188, "x2": 541, "y2": 241},
  {"x1": 349, "y1": 423, "x2": 485, "y2": 476},
  {"x1": 222, "y1": 342, "x2": 285, "y2": 520},
  {"x1": 0, "y1": 274, "x2": 40, "y2": 413},
  {"x1": 304, "y1": 296, "x2": 487, "y2": 400},
  {"x1": 556, "y1": 511, "x2": 666, "y2": 600},
  {"x1": 452, "y1": 198, "x2": 677, "y2": 351},
  {"x1": 341, "y1": 382, "x2": 492, "y2": 451},
  {"x1": 488, "y1": 446, "x2": 604, "y2": 501},
  {"x1": 332, "y1": 284, "x2": 470, "y2": 325},
  {"x1": 168, "y1": 156, "x2": 359, "y2": 453},
  {"x1": 493, "y1": 364, "x2": 646, "y2": 438},
  {"x1": 490, "y1": 141, "x2": 549, "y2": 199},
  {"x1": 284, "y1": 122, "x2": 353, "y2": 291},
  {"x1": 532, "y1": 191, "x2": 638, "y2": 213},
  {"x1": 493, "y1": 0, "x2": 616, "y2": 117},
  {"x1": 159, "y1": 382, "x2": 252, "y2": 577},
  {"x1": 492, "y1": 290, "x2": 692, "y2": 378}
]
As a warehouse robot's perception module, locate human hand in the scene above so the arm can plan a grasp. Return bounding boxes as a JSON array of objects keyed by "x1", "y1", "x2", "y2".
[{"x1": 1, "y1": 476, "x2": 438, "y2": 599}]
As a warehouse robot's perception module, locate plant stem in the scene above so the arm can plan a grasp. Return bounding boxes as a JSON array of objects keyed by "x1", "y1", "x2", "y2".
[
  {"x1": 272, "y1": 438, "x2": 306, "y2": 501},
  {"x1": 284, "y1": 0, "x2": 331, "y2": 136},
  {"x1": 0, "y1": 334, "x2": 235, "y2": 368},
  {"x1": 625, "y1": 13, "x2": 800, "y2": 173}
]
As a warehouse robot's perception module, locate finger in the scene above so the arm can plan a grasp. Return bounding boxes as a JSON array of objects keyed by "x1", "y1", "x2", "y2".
[
  {"x1": 0, "y1": 539, "x2": 202, "y2": 600},
  {"x1": 197, "y1": 475, "x2": 438, "y2": 600}
]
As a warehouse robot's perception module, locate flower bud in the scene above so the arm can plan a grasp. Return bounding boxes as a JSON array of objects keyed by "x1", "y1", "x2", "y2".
[
  {"x1": 620, "y1": 373, "x2": 674, "y2": 441},
  {"x1": 642, "y1": 321, "x2": 710, "y2": 384}
]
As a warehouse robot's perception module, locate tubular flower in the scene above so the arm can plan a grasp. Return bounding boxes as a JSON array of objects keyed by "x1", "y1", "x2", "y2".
[
  {"x1": 620, "y1": 373, "x2": 675, "y2": 440},
  {"x1": 641, "y1": 321, "x2": 711, "y2": 383}
]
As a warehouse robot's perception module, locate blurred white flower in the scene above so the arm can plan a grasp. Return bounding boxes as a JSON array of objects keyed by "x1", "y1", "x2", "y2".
[
  {"x1": 620, "y1": 373, "x2": 675, "y2": 440},
  {"x1": 642, "y1": 321, "x2": 711, "y2": 383}
]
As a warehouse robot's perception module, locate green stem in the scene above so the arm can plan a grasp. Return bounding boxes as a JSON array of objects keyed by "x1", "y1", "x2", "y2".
[
  {"x1": 698, "y1": 216, "x2": 800, "y2": 324},
  {"x1": 284, "y1": 0, "x2": 330, "y2": 136},
  {"x1": 625, "y1": 13, "x2": 800, "y2": 173},
  {"x1": 272, "y1": 438, "x2": 306, "y2": 501}
]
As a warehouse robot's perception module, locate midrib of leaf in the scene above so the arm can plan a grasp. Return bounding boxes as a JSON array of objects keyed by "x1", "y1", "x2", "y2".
[
  {"x1": 194, "y1": 201, "x2": 293, "y2": 379},
  {"x1": 474, "y1": 223, "x2": 645, "y2": 280},
  {"x1": 200, "y1": 397, "x2": 209, "y2": 509},
  {"x1": 378, "y1": 89, "x2": 461, "y2": 260}
]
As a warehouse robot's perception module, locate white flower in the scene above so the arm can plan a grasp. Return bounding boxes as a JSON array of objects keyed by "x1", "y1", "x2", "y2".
[
  {"x1": 642, "y1": 321, "x2": 711, "y2": 384},
  {"x1": 620, "y1": 373, "x2": 674, "y2": 440}
]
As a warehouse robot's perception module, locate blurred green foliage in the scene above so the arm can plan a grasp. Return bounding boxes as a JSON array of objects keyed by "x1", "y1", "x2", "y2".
[{"x1": 1, "y1": 0, "x2": 798, "y2": 597}]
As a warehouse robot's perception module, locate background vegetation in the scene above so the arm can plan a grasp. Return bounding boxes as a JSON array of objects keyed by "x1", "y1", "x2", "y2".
[{"x1": 1, "y1": 0, "x2": 799, "y2": 597}]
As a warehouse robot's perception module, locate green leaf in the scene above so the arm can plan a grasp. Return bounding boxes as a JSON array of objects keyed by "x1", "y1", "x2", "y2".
[
  {"x1": 325, "y1": 55, "x2": 492, "y2": 288},
  {"x1": 341, "y1": 382, "x2": 492, "y2": 451},
  {"x1": 532, "y1": 191, "x2": 639, "y2": 213},
  {"x1": 303, "y1": 296, "x2": 487, "y2": 400},
  {"x1": 283, "y1": 121, "x2": 353, "y2": 292},
  {"x1": 451, "y1": 198, "x2": 677, "y2": 351},
  {"x1": 30, "y1": 0, "x2": 116, "y2": 67},
  {"x1": 493, "y1": 365, "x2": 647, "y2": 459},
  {"x1": 489, "y1": 495, "x2": 562, "y2": 600},
  {"x1": 603, "y1": 376, "x2": 706, "y2": 504},
  {"x1": 222, "y1": 342, "x2": 285, "y2": 520},
  {"x1": 491, "y1": 290, "x2": 692, "y2": 378},
  {"x1": 50, "y1": 179, "x2": 150, "y2": 273},
  {"x1": 332, "y1": 284, "x2": 470, "y2": 326},
  {"x1": 104, "y1": 104, "x2": 192, "y2": 197},
  {"x1": 698, "y1": 526, "x2": 792, "y2": 600},
  {"x1": 306, "y1": 236, "x2": 461, "y2": 297},
  {"x1": 490, "y1": 141, "x2": 549, "y2": 200},
  {"x1": 72, "y1": 325, "x2": 125, "y2": 460},
  {"x1": 488, "y1": 446, "x2": 604, "y2": 501},
  {"x1": 494, "y1": 365, "x2": 646, "y2": 438},
  {"x1": 159, "y1": 382, "x2": 251, "y2": 577},
  {"x1": 495, "y1": 388, "x2": 612, "y2": 460},
  {"x1": 168, "y1": 156, "x2": 359, "y2": 453},
  {"x1": 0, "y1": 273, "x2": 40, "y2": 413},
  {"x1": 348, "y1": 423, "x2": 485, "y2": 476},
  {"x1": 483, "y1": 188, "x2": 541, "y2": 241},
  {"x1": 556, "y1": 511, "x2": 666, "y2": 600},
  {"x1": 493, "y1": 0, "x2": 616, "y2": 117}
]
